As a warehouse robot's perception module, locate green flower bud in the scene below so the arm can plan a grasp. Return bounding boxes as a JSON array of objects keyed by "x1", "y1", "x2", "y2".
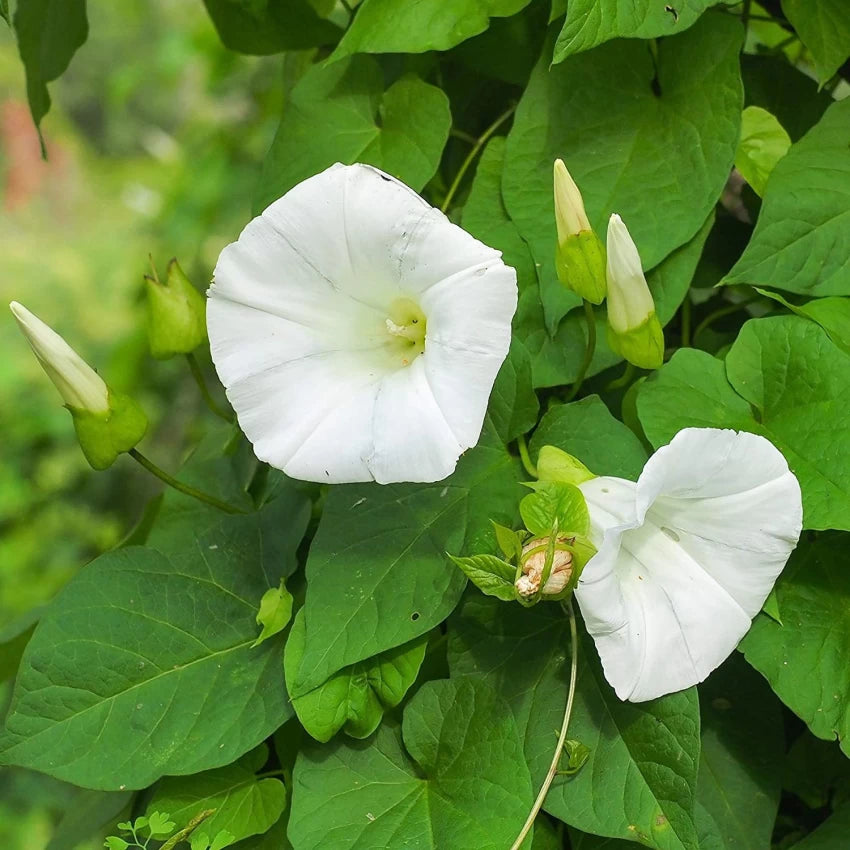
[
  {"x1": 10, "y1": 301, "x2": 147, "y2": 469},
  {"x1": 604, "y1": 214, "x2": 664, "y2": 369},
  {"x1": 145, "y1": 258, "x2": 207, "y2": 359},
  {"x1": 553, "y1": 159, "x2": 606, "y2": 304}
]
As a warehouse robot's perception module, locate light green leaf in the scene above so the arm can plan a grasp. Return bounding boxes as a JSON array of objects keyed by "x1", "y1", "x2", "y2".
[
  {"x1": 252, "y1": 580, "x2": 293, "y2": 648},
  {"x1": 520, "y1": 482, "x2": 589, "y2": 537},
  {"x1": 638, "y1": 316, "x2": 850, "y2": 531},
  {"x1": 201, "y1": 0, "x2": 340, "y2": 55},
  {"x1": 448, "y1": 597, "x2": 701, "y2": 849},
  {"x1": 489, "y1": 337, "x2": 540, "y2": 444},
  {"x1": 332, "y1": 0, "x2": 532, "y2": 58},
  {"x1": 289, "y1": 422, "x2": 522, "y2": 696},
  {"x1": 553, "y1": 0, "x2": 720, "y2": 61},
  {"x1": 13, "y1": 0, "x2": 88, "y2": 142},
  {"x1": 256, "y1": 57, "x2": 450, "y2": 212},
  {"x1": 724, "y1": 99, "x2": 850, "y2": 296},
  {"x1": 694, "y1": 654, "x2": 783, "y2": 850},
  {"x1": 0, "y1": 486, "x2": 302, "y2": 789},
  {"x1": 104, "y1": 838, "x2": 129, "y2": 850},
  {"x1": 756, "y1": 288, "x2": 850, "y2": 354},
  {"x1": 781, "y1": 0, "x2": 850, "y2": 84},
  {"x1": 449, "y1": 553, "x2": 518, "y2": 602},
  {"x1": 288, "y1": 678, "x2": 534, "y2": 849},
  {"x1": 503, "y1": 14, "x2": 742, "y2": 333},
  {"x1": 149, "y1": 747, "x2": 285, "y2": 847},
  {"x1": 284, "y1": 609, "x2": 427, "y2": 743},
  {"x1": 741, "y1": 533, "x2": 850, "y2": 757},
  {"x1": 530, "y1": 395, "x2": 648, "y2": 481},
  {"x1": 147, "y1": 811, "x2": 177, "y2": 838},
  {"x1": 735, "y1": 105, "x2": 791, "y2": 197}
]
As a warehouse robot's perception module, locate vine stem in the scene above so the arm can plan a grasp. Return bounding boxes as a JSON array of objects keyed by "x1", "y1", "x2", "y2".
[
  {"x1": 692, "y1": 296, "x2": 757, "y2": 341},
  {"x1": 186, "y1": 352, "x2": 234, "y2": 422},
  {"x1": 509, "y1": 599, "x2": 579, "y2": 850},
  {"x1": 160, "y1": 809, "x2": 216, "y2": 850},
  {"x1": 441, "y1": 104, "x2": 516, "y2": 214},
  {"x1": 605, "y1": 361, "x2": 635, "y2": 392},
  {"x1": 129, "y1": 449, "x2": 246, "y2": 515},
  {"x1": 517, "y1": 434, "x2": 538, "y2": 478},
  {"x1": 566, "y1": 300, "x2": 597, "y2": 402}
]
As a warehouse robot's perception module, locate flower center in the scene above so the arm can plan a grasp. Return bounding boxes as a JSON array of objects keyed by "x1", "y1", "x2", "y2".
[{"x1": 385, "y1": 297, "x2": 426, "y2": 366}]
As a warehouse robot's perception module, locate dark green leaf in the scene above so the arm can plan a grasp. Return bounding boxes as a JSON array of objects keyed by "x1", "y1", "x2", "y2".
[
  {"x1": 489, "y1": 337, "x2": 540, "y2": 443},
  {"x1": 741, "y1": 533, "x2": 850, "y2": 757},
  {"x1": 784, "y1": 732, "x2": 850, "y2": 810},
  {"x1": 724, "y1": 99, "x2": 850, "y2": 296},
  {"x1": 780, "y1": 0, "x2": 850, "y2": 84},
  {"x1": 284, "y1": 609, "x2": 427, "y2": 742},
  {"x1": 46, "y1": 789, "x2": 132, "y2": 850},
  {"x1": 256, "y1": 57, "x2": 450, "y2": 212},
  {"x1": 288, "y1": 678, "x2": 534, "y2": 849},
  {"x1": 785, "y1": 802, "x2": 850, "y2": 849}
]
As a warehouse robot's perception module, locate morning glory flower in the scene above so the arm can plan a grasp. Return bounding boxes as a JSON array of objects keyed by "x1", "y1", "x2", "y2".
[
  {"x1": 575, "y1": 427, "x2": 802, "y2": 702},
  {"x1": 207, "y1": 163, "x2": 517, "y2": 484}
]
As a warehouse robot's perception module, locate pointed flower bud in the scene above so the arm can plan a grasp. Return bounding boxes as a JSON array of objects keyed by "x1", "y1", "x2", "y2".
[
  {"x1": 145, "y1": 258, "x2": 207, "y2": 359},
  {"x1": 516, "y1": 535, "x2": 574, "y2": 599},
  {"x1": 10, "y1": 302, "x2": 148, "y2": 470},
  {"x1": 553, "y1": 159, "x2": 606, "y2": 304},
  {"x1": 604, "y1": 214, "x2": 664, "y2": 369}
]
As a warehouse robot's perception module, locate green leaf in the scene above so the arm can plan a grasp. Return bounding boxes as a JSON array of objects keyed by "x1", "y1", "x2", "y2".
[
  {"x1": 284, "y1": 609, "x2": 427, "y2": 743},
  {"x1": 784, "y1": 732, "x2": 850, "y2": 810},
  {"x1": 0, "y1": 487, "x2": 304, "y2": 788},
  {"x1": 530, "y1": 395, "x2": 648, "y2": 481},
  {"x1": 227, "y1": 814, "x2": 291, "y2": 850},
  {"x1": 448, "y1": 597, "x2": 701, "y2": 849},
  {"x1": 724, "y1": 99, "x2": 850, "y2": 296},
  {"x1": 784, "y1": 802, "x2": 850, "y2": 849},
  {"x1": 780, "y1": 0, "x2": 850, "y2": 84},
  {"x1": 289, "y1": 422, "x2": 522, "y2": 697},
  {"x1": 332, "y1": 0, "x2": 532, "y2": 58},
  {"x1": 288, "y1": 678, "x2": 534, "y2": 849},
  {"x1": 47, "y1": 789, "x2": 132, "y2": 850},
  {"x1": 449, "y1": 553, "x2": 518, "y2": 602},
  {"x1": 520, "y1": 482, "x2": 589, "y2": 537},
  {"x1": 148, "y1": 747, "x2": 285, "y2": 847},
  {"x1": 202, "y1": 0, "x2": 340, "y2": 55},
  {"x1": 252, "y1": 580, "x2": 293, "y2": 648},
  {"x1": 256, "y1": 57, "x2": 450, "y2": 213},
  {"x1": 755, "y1": 288, "x2": 850, "y2": 354},
  {"x1": 741, "y1": 533, "x2": 850, "y2": 757},
  {"x1": 735, "y1": 105, "x2": 791, "y2": 197},
  {"x1": 553, "y1": 0, "x2": 719, "y2": 61},
  {"x1": 147, "y1": 811, "x2": 177, "y2": 838},
  {"x1": 0, "y1": 607, "x2": 40, "y2": 682},
  {"x1": 13, "y1": 0, "x2": 88, "y2": 142},
  {"x1": 104, "y1": 838, "x2": 129, "y2": 850},
  {"x1": 694, "y1": 654, "x2": 783, "y2": 850},
  {"x1": 503, "y1": 14, "x2": 742, "y2": 334},
  {"x1": 489, "y1": 337, "x2": 540, "y2": 443},
  {"x1": 638, "y1": 316, "x2": 850, "y2": 531}
]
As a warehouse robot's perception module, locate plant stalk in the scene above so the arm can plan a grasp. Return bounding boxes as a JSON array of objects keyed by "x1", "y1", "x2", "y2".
[
  {"x1": 186, "y1": 352, "x2": 234, "y2": 422},
  {"x1": 566, "y1": 300, "x2": 597, "y2": 402}
]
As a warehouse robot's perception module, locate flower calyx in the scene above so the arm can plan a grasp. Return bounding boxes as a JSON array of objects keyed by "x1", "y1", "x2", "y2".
[{"x1": 145, "y1": 257, "x2": 207, "y2": 359}]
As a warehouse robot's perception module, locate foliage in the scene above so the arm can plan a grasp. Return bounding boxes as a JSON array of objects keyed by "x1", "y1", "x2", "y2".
[{"x1": 3, "y1": 1, "x2": 850, "y2": 849}]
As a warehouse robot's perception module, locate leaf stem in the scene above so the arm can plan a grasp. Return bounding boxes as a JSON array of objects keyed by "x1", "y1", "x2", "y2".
[
  {"x1": 566, "y1": 300, "x2": 597, "y2": 402},
  {"x1": 692, "y1": 296, "x2": 757, "y2": 342},
  {"x1": 160, "y1": 809, "x2": 216, "y2": 850},
  {"x1": 441, "y1": 104, "x2": 516, "y2": 214},
  {"x1": 517, "y1": 434, "x2": 538, "y2": 478},
  {"x1": 605, "y1": 362, "x2": 635, "y2": 392},
  {"x1": 129, "y1": 449, "x2": 246, "y2": 515},
  {"x1": 186, "y1": 352, "x2": 234, "y2": 422},
  {"x1": 509, "y1": 598, "x2": 578, "y2": 850}
]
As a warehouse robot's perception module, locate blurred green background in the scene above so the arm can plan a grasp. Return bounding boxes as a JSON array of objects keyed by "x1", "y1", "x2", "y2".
[{"x1": 0, "y1": 1, "x2": 283, "y2": 844}]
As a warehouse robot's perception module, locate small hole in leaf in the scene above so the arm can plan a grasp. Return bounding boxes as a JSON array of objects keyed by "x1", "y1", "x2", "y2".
[{"x1": 411, "y1": 612, "x2": 420, "y2": 621}]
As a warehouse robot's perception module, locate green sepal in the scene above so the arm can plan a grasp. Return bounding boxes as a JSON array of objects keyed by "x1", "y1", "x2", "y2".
[
  {"x1": 146, "y1": 258, "x2": 208, "y2": 359},
  {"x1": 449, "y1": 553, "x2": 517, "y2": 602},
  {"x1": 606, "y1": 310, "x2": 664, "y2": 370},
  {"x1": 539, "y1": 534, "x2": 596, "y2": 601},
  {"x1": 70, "y1": 389, "x2": 148, "y2": 470},
  {"x1": 536, "y1": 445, "x2": 596, "y2": 486},
  {"x1": 490, "y1": 521, "x2": 527, "y2": 563},
  {"x1": 556, "y1": 229, "x2": 607, "y2": 304},
  {"x1": 520, "y1": 481, "x2": 590, "y2": 538}
]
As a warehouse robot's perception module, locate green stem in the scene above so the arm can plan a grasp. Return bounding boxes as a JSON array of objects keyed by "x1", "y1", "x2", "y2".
[
  {"x1": 741, "y1": 0, "x2": 752, "y2": 29},
  {"x1": 441, "y1": 104, "x2": 516, "y2": 214},
  {"x1": 605, "y1": 362, "x2": 636, "y2": 392},
  {"x1": 449, "y1": 128, "x2": 478, "y2": 145},
  {"x1": 566, "y1": 300, "x2": 597, "y2": 402},
  {"x1": 692, "y1": 297, "x2": 757, "y2": 342},
  {"x1": 680, "y1": 296, "x2": 692, "y2": 348},
  {"x1": 509, "y1": 598, "x2": 578, "y2": 850},
  {"x1": 186, "y1": 352, "x2": 234, "y2": 422},
  {"x1": 129, "y1": 449, "x2": 246, "y2": 515},
  {"x1": 517, "y1": 434, "x2": 538, "y2": 479},
  {"x1": 160, "y1": 809, "x2": 216, "y2": 850}
]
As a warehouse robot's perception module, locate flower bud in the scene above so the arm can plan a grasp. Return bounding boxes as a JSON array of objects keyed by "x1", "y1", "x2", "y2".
[
  {"x1": 516, "y1": 535, "x2": 574, "y2": 599},
  {"x1": 10, "y1": 301, "x2": 148, "y2": 470},
  {"x1": 145, "y1": 258, "x2": 207, "y2": 359},
  {"x1": 604, "y1": 214, "x2": 664, "y2": 369},
  {"x1": 553, "y1": 159, "x2": 606, "y2": 304}
]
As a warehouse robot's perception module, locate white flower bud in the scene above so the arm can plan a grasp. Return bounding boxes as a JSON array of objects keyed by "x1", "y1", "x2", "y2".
[{"x1": 516, "y1": 536, "x2": 574, "y2": 598}]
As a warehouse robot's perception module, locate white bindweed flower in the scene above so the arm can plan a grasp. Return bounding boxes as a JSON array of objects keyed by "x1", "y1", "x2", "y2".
[
  {"x1": 575, "y1": 427, "x2": 802, "y2": 702},
  {"x1": 207, "y1": 163, "x2": 517, "y2": 484}
]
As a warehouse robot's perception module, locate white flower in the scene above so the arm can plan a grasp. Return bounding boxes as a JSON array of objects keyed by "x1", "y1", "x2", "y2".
[
  {"x1": 207, "y1": 163, "x2": 517, "y2": 484},
  {"x1": 9, "y1": 301, "x2": 109, "y2": 414},
  {"x1": 575, "y1": 428, "x2": 802, "y2": 702}
]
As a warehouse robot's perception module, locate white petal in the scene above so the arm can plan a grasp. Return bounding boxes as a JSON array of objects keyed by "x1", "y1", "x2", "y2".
[
  {"x1": 368, "y1": 357, "x2": 462, "y2": 484},
  {"x1": 577, "y1": 427, "x2": 802, "y2": 702}
]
